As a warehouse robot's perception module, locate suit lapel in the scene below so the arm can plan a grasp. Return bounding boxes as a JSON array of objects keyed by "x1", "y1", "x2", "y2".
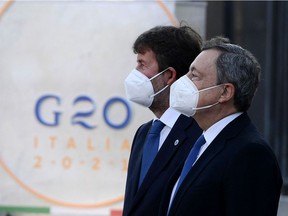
[
  {"x1": 125, "y1": 120, "x2": 152, "y2": 211},
  {"x1": 149, "y1": 117, "x2": 191, "y2": 177},
  {"x1": 171, "y1": 136, "x2": 226, "y2": 213},
  {"x1": 131, "y1": 115, "x2": 193, "y2": 210},
  {"x1": 169, "y1": 113, "x2": 251, "y2": 215}
]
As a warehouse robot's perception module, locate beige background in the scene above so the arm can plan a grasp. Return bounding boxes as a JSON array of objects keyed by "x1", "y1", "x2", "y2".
[{"x1": 0, "y1": 0, "x2": 206, "y2": 215}]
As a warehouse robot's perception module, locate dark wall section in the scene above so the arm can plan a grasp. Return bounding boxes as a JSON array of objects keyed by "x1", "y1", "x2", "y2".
[{"x1": 206, "y1": 1, "x2": 288, "y2": 193}]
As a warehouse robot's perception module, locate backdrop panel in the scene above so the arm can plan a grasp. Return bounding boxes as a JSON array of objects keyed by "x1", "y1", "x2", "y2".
[{"x1": 0, "y1": 0, "x2": 204, "y2": 215}]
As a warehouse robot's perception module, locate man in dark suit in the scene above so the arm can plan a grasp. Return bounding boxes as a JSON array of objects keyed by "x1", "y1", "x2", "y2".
[
  {"x1": 123, "y1": 25, "x2": 203, "y2": 216},
  {"x1": 163, "y1": 36, "x2": 283, "y2": 216}
]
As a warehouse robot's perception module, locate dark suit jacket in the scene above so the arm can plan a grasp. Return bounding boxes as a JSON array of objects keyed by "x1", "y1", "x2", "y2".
[
  {"x1": 159, "y1": 113, "x2": 283, "y2": 216},
  {"x1": 123, "y1": 114, "x2": 202, "y2": 216}
]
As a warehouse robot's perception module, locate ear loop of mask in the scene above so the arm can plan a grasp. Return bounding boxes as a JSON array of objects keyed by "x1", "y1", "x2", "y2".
[
  {"x1": 148, "y1": 68, "x2": 170, "y2": 98},
  {"x1": 192, "y1": 84, "x2": 225, "y2": 111}
]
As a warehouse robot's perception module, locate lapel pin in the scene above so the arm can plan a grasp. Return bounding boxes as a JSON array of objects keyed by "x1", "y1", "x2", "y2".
[{"x1": 174, "y1": 139, "x2": 179, "y2": 146}]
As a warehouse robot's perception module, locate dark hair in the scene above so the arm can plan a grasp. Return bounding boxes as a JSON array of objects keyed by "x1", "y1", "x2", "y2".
[
  {"x1": 202, "y1": 36, "x2": 261, "y2": 111},
  {"x1": 133, "y1": 25, "x2": 202, "y2": 79}
]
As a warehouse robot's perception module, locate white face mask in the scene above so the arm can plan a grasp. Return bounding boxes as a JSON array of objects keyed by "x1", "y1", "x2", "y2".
[
  {"x1": 124, "y1": 68, "x2": 169, "y2": 107},
  {"x1": 170, "y1": 75, "x2": 223, "y2": 116}
]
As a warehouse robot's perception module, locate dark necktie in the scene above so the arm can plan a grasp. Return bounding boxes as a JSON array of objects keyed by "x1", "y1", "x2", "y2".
[
  {"x1": 138, "y1": 120, "x2": 165, "y2": 188},
  {"x1": 175, "y1": 134, "x2": 206, "y2": 192}
]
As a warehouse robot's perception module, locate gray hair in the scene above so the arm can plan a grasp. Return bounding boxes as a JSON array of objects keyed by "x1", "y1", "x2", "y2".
[{"x1": 202, "y1": 37, "x2": 261, "y2": 111}]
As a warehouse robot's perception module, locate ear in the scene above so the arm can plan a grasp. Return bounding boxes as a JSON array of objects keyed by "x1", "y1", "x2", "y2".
[
  {"x1": 219, "y1": 83, "x2": 235, "y2": 103},
  {"x1": 165, "y1": 67, "x2": 177, "y2": 85}
]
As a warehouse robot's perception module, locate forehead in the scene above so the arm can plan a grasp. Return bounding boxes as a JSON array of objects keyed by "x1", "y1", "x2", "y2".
[{"x1": 190, "y1": 49, "x2": 220, "y2": 75}]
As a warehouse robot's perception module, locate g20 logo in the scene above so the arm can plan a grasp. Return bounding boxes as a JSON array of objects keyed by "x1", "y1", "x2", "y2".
[{"x1": 35, "y1": 94, "x2": 132, "y2": 129}]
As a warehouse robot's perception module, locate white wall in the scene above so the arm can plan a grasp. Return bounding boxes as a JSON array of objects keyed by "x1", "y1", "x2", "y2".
[{"x1": 0, "y1": 1, "x2": 206, "y2": 215}]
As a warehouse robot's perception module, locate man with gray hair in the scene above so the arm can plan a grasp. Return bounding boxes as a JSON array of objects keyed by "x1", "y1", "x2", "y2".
[{"x1": 161, "y1": 36, "x2": 283, "y2": 216}]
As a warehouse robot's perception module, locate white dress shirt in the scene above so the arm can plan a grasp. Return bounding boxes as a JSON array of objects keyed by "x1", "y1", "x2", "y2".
[{"x1": 154, "y1": 107, "x2": 181, "y2": 150}]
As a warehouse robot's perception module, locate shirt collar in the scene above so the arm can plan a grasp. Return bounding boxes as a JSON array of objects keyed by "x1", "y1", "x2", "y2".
[
  {"x1": 203, "y1": 112, "x2": 243, "y2": 144},
  {"x1": 154, "y1": 107, "x2": 181, "y2": 128}
]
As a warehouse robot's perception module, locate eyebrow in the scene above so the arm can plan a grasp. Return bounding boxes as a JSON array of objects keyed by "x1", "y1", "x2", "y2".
[
  {"x1": 189, "y1": 65, "x2": 202, "y2": 78},
  {"x1": 189, "y1": 65, "x2": 196, "y2": 72},
  {"x1": 137, "y1": 59, "x2": 148, "y2": 65}
]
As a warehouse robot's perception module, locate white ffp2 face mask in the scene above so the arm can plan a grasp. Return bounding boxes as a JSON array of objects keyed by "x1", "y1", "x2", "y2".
[
  {"x1": 124, "y1": 68, "x2": 169, "y2": 107},
  {"x1": 169, "y1": 75, "x2": 223, "y2": 116}
]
